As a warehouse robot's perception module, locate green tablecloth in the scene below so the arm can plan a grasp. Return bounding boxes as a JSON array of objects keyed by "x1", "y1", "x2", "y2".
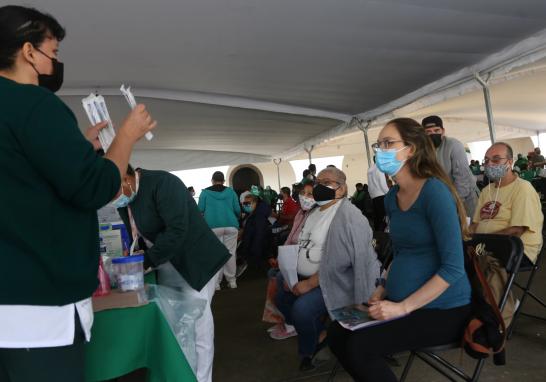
[{"x1": 85, "y1": 295, "x2": 196, "y2": 382}]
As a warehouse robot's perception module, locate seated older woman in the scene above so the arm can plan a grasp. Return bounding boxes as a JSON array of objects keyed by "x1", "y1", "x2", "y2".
[{"x1": 275, "y1": 167, "x2": 380, "y2": 372}]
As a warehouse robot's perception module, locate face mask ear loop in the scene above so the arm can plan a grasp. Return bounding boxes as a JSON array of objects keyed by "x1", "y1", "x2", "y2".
[{"x1": 484, "y1": 177, "x2": 502, "y2": 233}]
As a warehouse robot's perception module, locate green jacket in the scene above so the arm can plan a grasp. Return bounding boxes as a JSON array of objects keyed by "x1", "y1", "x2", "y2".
[
  {"x1": 118, "y1": 170, "x2": 230, "y2": 291},
  {"x1": 0, "y1": 76, "x2": 120, "y2": 305}
]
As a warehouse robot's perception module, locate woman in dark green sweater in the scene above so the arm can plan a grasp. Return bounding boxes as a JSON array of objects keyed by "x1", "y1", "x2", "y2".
[
  {"x1": 116, "y1": 166, "x2": 230, "y2": 382},
  {"x1": 0, "y1": 6, "x2": 156, "y2": 381}
]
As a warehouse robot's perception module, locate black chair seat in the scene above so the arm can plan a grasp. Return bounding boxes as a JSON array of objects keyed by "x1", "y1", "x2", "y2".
[
  {"x1": 417, "y1": 342, "x2": 460, "y2": 353},
  {"x1": 400, "y1": 235, "x2": 525, "y2": 382},
  {"x1": 517, "y1": 255, "x2": 535, "y2": 272}
]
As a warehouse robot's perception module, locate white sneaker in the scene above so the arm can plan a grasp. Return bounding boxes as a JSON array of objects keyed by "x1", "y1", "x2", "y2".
[
  {"x1": 267, "y1": 324, "x2": 283, "y2": 333},
  {"x1": 270, "y1": 324, "x2": 298, "y2": 340},
  {"x1": 228, "y1": 280, "x2": 237, "y2": 289}
]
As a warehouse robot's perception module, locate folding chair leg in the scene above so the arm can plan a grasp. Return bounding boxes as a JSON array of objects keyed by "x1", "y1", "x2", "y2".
[
  {"x1": 327, "y1": 361, "x2": 340, "y2": 382},
  {"x1": 470, "y1": 359, "x2": 485, "y2": 382},
  {"x1": 509, "y1": 267, "x2": 540, "y2": 338},
  {"x1": 399, "y1": 352, "x2": 416, "y2": 382}
]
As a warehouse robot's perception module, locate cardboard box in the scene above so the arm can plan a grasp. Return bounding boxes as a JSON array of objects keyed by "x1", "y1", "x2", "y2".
[{"x1": 92, "y1": 287, "x2": 148, "y2": 312}]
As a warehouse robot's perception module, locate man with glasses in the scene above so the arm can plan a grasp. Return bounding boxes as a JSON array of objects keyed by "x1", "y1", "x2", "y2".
[
  {"x1": 422, "y1": 115, "x2": 479, "y2": 216},
  {"x1": 470, "y1": 142, "x2": 543, "y2": 264}
]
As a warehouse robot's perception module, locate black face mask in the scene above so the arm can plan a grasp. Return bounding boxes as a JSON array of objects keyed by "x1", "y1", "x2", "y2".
[
  {"x1": 31, "y1": 48, "x2": 64, "y2": 93},
  {"x1": 312, "y1": 183, "x2": 337, "y2": 203},
  {"x1": 429, "y1": 133, "x2": 443, "y2": 148}
]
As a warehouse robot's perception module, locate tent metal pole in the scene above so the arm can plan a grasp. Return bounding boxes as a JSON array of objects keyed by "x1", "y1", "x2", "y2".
[
  {"x1": 273, "y1": 159, "x2": 282, "y2": 191},
  {"x1": 475, "y1": 73, "x2": 496, "y2": 143},
  {"x1": 357, "y1": 118, "x2": 372, "y2": 168},
  {"x1": 304, "y1": 145, "x2": 314, "y2": 165}
]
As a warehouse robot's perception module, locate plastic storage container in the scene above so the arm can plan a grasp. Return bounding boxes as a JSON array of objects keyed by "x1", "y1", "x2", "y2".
[{"x1": 112, "y1": 255, "x2": 145, "y2": 292}]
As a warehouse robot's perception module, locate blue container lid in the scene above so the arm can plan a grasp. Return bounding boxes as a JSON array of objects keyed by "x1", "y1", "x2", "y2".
[{"x1": 112, "y1": 255, "x2": 144, "y2": 264}]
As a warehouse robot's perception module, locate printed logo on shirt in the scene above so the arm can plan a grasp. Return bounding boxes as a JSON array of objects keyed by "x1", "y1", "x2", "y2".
[{"x1": 480, "y1": 201, "x2": 501, "y2": 220}]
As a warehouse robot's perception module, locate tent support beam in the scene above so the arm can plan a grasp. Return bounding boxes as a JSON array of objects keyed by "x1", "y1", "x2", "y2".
[
  {"x1": 59, "y1": 88, "x2": 351, "y2": 122},
  {"x1": 273, "y1": 158, "x2": 282, "y2": 191},
  {"x1": 475, "y1": 73, "x2": 496, "y2": 144},
  {"x1": 304, "y1": 145, "x2": 315, "y2": 165},
  {"x1": 356, "y1": 118, "x2": 372, "y2": 168}
]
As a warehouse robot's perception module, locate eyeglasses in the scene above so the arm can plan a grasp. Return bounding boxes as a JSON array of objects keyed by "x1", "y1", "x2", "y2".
[
  {"x1": 371, "y1": 140, "x2": 405, "y2": 152},
  {"x1": 242, "y1": 202, "x2": 251, "y2": 206},
  {"x1": 483, "y1": 157, "x2": 509, "y2": 165},
  {"x1": 316, "y1": 179, "x2": 340, "y2": 188}
]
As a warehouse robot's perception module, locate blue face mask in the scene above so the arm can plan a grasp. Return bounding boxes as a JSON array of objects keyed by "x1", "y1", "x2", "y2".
[
  {"x1": 376, "y1": 146, "x2": 409, "y2": 177},
  {"x1": 112, "y1": 183, "x2": 137, "y2": 209},
  {"x1": 243, "y1": 204, "x2": 253, "y2": 214}
]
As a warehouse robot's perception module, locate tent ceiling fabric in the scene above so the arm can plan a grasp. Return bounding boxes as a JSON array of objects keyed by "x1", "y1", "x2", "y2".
[
  {"x1": 15, "y1": 0, "x2": 546, "y2": 169},
  {"x1": 64, "y1": 96, "x2": 341, "y2": 155},
  {"x1": 300, "y1": 61, "x2": 546, "y2": 160}
]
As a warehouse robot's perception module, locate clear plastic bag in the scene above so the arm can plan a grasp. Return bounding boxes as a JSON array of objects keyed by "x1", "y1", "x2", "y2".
[{"x1": 146, "y1": 281, "x2": 206, "y2": 374}]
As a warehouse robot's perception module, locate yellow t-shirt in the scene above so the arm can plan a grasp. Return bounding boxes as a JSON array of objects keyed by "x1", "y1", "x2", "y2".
[{"x1": 473, "y1": 178, "x2": 543, "y2": 263}]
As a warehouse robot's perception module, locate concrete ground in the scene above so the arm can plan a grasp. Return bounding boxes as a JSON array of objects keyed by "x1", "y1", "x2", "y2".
[{"x1": 212, "y1": 267, "x2": 546, "y2": 382}]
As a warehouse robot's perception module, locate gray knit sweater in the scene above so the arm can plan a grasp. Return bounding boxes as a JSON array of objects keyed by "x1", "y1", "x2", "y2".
[{"x1": 319, "y1": 198, "x2": 381, "y2": 315}]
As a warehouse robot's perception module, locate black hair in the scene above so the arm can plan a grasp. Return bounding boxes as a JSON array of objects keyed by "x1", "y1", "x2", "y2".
[
  {"x1": 0, "y1": 6, "x2": 66, "y2": 70},
  {"x1": 355, "y1": 183, "x2": 363, "y2": 188},
  {"x1": 188, "y1": 186, "x2": 195, "y2": 192},
  {"x1": 127, "y1": 164, "x2": 135, "y2": 176},
  {"x1": 292, "y1": 183, "x2": 304, "y2": 202},
  {"x1": 302, "y1": 169, "x2": 310, "y2": 178},
  {"x1": 212, "y1": 171, "x2": 225, "y2": 182},
  {"x1": 308, "y1": 164, "x2": 316, "y2": 171},
  {"x1": 281, "y1": 186, "x2": 291, "y2": 196}
]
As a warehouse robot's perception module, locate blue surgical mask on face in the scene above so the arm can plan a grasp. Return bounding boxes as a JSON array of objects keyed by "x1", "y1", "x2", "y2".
[
  {"x1": 243, "y1": 204, "x2": 253, "y2": 214},
  {"x1": 376, "y1": 146, "x2": 409, "y2": 177},
  {"x1": 112, "y1": 183, "x2": 137, "y2": 209}
]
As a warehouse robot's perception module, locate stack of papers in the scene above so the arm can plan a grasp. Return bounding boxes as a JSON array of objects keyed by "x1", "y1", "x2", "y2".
[
  {"x1": 277, "y1": 245, "x2": 299, "y2": 289},
  {"x1": 331, "y1": 304, "x2": 406, "y2": 331},
  {"x1": 82, "y1": 94, "x2": 116, "y2": 151},
  {"x1": 82, "y1": 85, "x2": 154, "y2": 151}
]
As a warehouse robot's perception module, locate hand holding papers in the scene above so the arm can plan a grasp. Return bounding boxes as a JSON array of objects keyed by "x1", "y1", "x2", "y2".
[
  {"x1": 82, "y1": 86, "x2": 155, "y2": 151},
  {"x1": 330, "y1": 304, "x2": 407, "y2": 331},
  {"x1": 277, "y1": 245, "x2": 299, "y2": 289},
  {"x1": 331, "y1": 304, "x2": 407, "y2": 331}
]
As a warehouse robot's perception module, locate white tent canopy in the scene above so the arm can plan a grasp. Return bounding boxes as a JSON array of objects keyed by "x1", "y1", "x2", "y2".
[{"x1": 14, "y1": 0, "x2": 546, "y2": 170}]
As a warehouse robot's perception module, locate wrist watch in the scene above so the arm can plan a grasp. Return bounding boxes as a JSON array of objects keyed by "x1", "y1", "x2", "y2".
[{"x1": 375, "y1": 277, "x2": 387, "y2": 288}]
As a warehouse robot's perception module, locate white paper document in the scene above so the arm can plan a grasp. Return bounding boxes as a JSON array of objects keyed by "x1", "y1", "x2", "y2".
[
  {"x1": 82, "y1": 93, "x2": 117, "y2": 151},
  {"x1": 277, "y1": 245, "x2": 299, "y2": 289}
]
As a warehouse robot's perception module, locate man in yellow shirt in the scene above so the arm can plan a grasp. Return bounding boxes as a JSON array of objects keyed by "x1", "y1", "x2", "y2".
[{"x1": 470, "y1": 142, "x2": 543, "y2": 263}]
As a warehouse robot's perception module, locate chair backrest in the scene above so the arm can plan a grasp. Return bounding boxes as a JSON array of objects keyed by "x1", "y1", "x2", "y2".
[{"x1": 467, "y1": 234, "x2": 525, "y2": 275}]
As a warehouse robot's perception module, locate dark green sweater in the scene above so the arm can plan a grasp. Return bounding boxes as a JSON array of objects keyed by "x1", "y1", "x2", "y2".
[
  {"x1": 0, "y1": 76, "x2": 121, "y2": 305},
  {"x1": 118, "y1": 170, "x2": 230, "y2": 291}
]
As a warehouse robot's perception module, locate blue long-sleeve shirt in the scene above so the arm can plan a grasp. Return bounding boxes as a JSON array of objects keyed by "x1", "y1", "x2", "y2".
[{"x1": 385, "y1": 177, "x2": 471, "y2": 310}]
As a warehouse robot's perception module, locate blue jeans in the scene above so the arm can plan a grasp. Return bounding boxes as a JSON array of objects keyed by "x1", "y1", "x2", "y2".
[{"x1": 275, "y1": 273, "x2": 327, "y2": 358}]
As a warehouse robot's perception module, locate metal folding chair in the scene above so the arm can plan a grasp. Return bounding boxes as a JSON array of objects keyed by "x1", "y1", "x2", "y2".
[
  {"x1": 507, "y1": 232, "x2": 546, "y2": 338},
  {"x1": 400, "y1": 234, "x2": 525, "y2": 382}
]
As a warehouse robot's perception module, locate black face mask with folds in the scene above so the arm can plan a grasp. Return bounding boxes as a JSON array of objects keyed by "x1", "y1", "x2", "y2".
[
  {"x1": 312, "y1": 183, "x2": 336, "y2": 202},
  {"x1": 32, "y1": 48, "x2": 64, "y2": 92},
  {"x1": 429, "y1": 133, "x2": 443, "y2": 148}
]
